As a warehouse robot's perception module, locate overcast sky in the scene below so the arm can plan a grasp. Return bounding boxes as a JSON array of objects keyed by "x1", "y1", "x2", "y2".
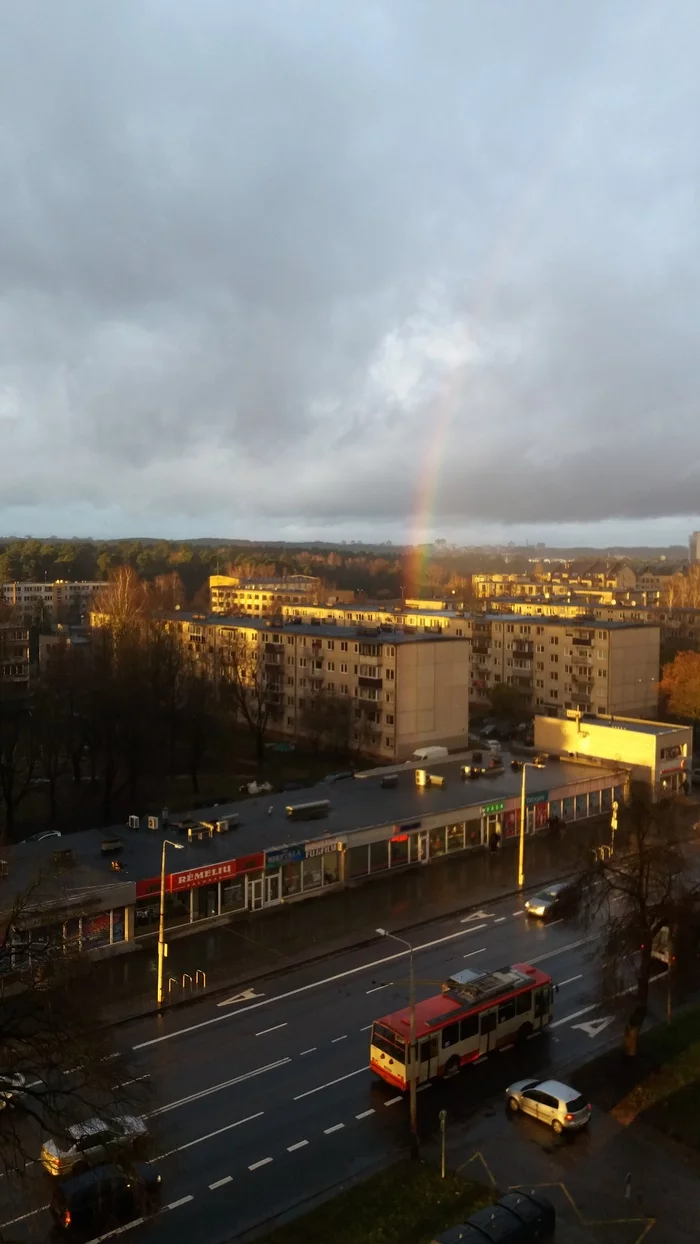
[{"x1": 1, "y1": 0, "x2": 699, "y2": 547}]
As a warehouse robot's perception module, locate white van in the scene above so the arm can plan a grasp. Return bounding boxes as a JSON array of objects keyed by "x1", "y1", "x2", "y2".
[{"x1": 408, "y1": 746, "x2": 449, "y2": 764}]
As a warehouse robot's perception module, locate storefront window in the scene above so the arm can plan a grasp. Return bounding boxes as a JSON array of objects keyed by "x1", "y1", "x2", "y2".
[
  {"x1": 347, "y1": 844, "x2": 369, "y2": 879},
  {"x1": 446, "y1": 823, "x2": 465, "y2": 852},
  {"x1": 111, "y1": 908, "x2": 125, "y2": 943},
  {"x1": 575, "y1": 793, "x2": 588, "y2": 819},
  {"x1": 588, "y1": 790, "x2": 600, "y2": 816},
  {"x1": 614, "y1": 785, "x2": 625, "y2": 806},
  {"x1": 164, "y1": 891, "x2": 191, "y2": 929},
  {"x1": 195, "y1": 884, "x2": 219, "y2": 921},
  {"x1": 429, "y1": 827, "x2": 446, "y2": 857},
  {"x1": 134, "y1": 898, "x2": 160, "y2": 936},
  {"x1": 466, "y1": 819, "x2": 482, "y2": 846},
  {"x1": 281, "y1": 862, "x2": 302, "y2": 898},
  {"x1": 390, "y1": 837, "x2": 409, "y2": 868},
  {"x1": 369, "y1": 840, "x2": 389, "y2": 873},
  {"x1": 64, "y1": 916, "x2": 82, "y2": 948},
  {"x1": 301, "y1": 857, "x2": 322, "y2": 890},
  {"x1": 562, "y1": 796, "x2": 575, "y2": 822},
  {"x1": 83, "y1": 913, "x2": 111, "y2": 949},
  {"x1": 322, "y1": 851, "x2": 340, "y2": 886},
  {"x1": 601, "y1": 787, "x2": 613, "y2": 812},
  {"x1": 221, "y1": 877, "x2": 247, "y2": 911},
  {"x1": 549, "y1": 799, "x2": 562, "y2": 821}
]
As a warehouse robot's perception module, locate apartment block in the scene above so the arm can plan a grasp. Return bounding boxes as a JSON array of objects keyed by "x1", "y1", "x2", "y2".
[
  {"x1": 488, "y1": 598, "x2": 700, "y2": 655},
  {"x1": 209, "y1": 574, "x2": 327, "y2": 615},
  {"x1": 466, "y1": 615, "x2": 659, "y2": 718},
  {"x1": 0, "y1": 580, "x2": 102, "y2": 621},
  {"x1": 0, "y1": 623, "x2": 32, "y2": 694},
  {"x1": 164, "y1": 613, "x2": 470, "y2": 761}
]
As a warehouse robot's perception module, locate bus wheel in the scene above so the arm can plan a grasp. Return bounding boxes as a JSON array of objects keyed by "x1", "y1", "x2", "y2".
[
  {"x1": 516, "y1": 1022, "x2": 533, "y2": 1047},
  {"x1": 445, "y1": 1056, "x2": 460, "y2": 1077}
]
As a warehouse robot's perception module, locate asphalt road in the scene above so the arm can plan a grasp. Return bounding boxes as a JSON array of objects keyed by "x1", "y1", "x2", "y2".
[{"x1": 4, "y1": 887, "x2": 669, "y2": 1244}]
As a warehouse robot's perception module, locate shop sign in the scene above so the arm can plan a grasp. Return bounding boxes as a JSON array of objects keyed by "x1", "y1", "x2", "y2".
[
  {"x1": 265, "y1": 845, "x2": 306, "y2": 869},
  {"x1": 304, "y1": 839, "x2": 340, "y2": 858},
  {"x1": 526, "y1": 790, "x2": 548, "y2": 807},
  {"x1": 135, "y1": 876, "x2": 160, "y2": 900},
  {"x1": 171, "y1": 860, "x2": 238, "y2": 892},
  {"x1": 233, "y1": 853, "x2": 265, "y2": 874},
  {"x1": 481, "y1": 800, "x2": 505, "y2": 815}
]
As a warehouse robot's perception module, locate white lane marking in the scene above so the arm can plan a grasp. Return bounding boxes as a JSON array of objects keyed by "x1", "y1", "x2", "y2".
[
  {"x1": 366, "y1": 984, "x2": 391, "y2": 994},
  {"x1": 475, "y1": 1055, "x2": 487, "y2": 1064},
  {"x1": 332, "y1": 1035, "x2": 347, "y2": 1043},
  {"x1": 154, "y1": 1111, "x2": 264, "y2": 1159},
  {"x1": 249, "y1": 1157, "x2": 273, "y2": 1171},
  {"x1": 360, "y1": 1025, "x2": 372, "y2": 1032},
  {"x1": 461, "y1": 910, "x2": 495, "y2": 923},
  {"x1": 512, "y1": 910, "x2": 525, "y2": 916},
  {"x1": 113, "y1": 1074, "x2": 150, "y2": 1089},
  {"x1": 85, "y1": 1218, "x2": 145, "y2": 1242},
  {"x1": 550, "y1": 1004, "x2": 598, "y2": 1029},
  {"x1": 459, "y1": 923, "x2": 487, "y2": 935},
  {"x1": 384, "y1": 1095, "x2": 403, "y2": 1106},
  {"x1": 294, "y1": 1066, "x2": 367, "y2": 1101},
  {"x1": 324, "y1": 1123, "x2": 345, "y2": 1134},
  {"x1": 547, "y1": 918, "x2": 564, "y2": 927},
  {"x1": 209, "y1": 1177, "x2": 233, "y2": 1189},
  {"x1": 616, "y1": 971, "x2": 667, "y2": 997},
  {"x1": 356, "y1": 1108, "x2": 375, "y2": 1119},
  {"x1": 166, "y1": 1196, "x2": 194, "y2": 1210},
  {"x1": 559, "y1": 974, "x2": 583, "y2": 987},
  {"x1": 528, "y1": 936, "x2": 597, "y2": 965},
  {"x1": 218, "y1": 987, "x2": 265, "y2": 1008},
  {"x1": 255, "y1": 1023, "x2": 287, "y2": 1037},
  {"x1": 495, "y1": 917, "x2": 506, "y2": 924},
  {"x1": 464, "y1": 947, "x2": 487, "y2": 958},
  {"x1": 573, "y1": 1015, "x2": 615, "y2": 1038},
  {"x1": 417, "y1": 1083, "x2": 432, "y2": 1092},
  {"x1": 134, "y1": 925, "x2": 502, "y2": 1048},
  {"x1": 527, "y1": 1031, "x2": 542, "y2": 1040},
  {"x1": 0, "y1": 1205, "x2": 49, "y2": 1228},
  {"x1": 288, "y1": 1139, "x2": 309, "y2": 1151},
  {"x1": 299, "y1": 1047, "x2": 317, "y2": 1055},
  {"x1": 149, "y1": 1059, "x2": 290, "y2": 1116}
]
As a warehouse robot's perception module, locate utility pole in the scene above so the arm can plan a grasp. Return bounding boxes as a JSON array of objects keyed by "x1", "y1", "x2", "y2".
[
  {"x1": 157, "y1": 838, "x2": 185, "y2": 1006},
  {"x1": 377, "y1": 929, "x2": 419, "y2": 1158},
  {"x1": 518, "y1": 759, "x2": 546, "y2": 889},
  {"x1": 610, "y1": 800, "x2": 619, "y2": 855}
]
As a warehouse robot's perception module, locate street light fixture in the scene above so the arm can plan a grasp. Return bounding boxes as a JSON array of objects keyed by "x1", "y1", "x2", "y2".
[
  {"x1": 376, "y1": 927, "x2": 419, "y2": 1159},
  {"x1": 518, "y1": 759, "x2": 547, "y2": 889},
  {"x1": 157, "y1": 839, "x2": 185, "y2": 1006}
]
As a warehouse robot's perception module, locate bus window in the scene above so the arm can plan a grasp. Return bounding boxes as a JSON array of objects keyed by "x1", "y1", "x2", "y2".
[
  {"x1": 498, "y1": 998, "x2": 516, "y2": 1025},
  {"x1": 516, "y1": 990, "x2": 532, "y2": 1015},
  {"x1": 460, "y1": 1014, "x2": 479, "y2": 1040},
  {"x1": 534, "y1": 987, "x2": 550, "y2": 1017},
  {"x1": 441, "y1": 1022, "x2": 459, "y2": 1049},
  {"x1": 480, "y1": 1009, "x2": 497, "y2": 1035},
  {"x1": 371, "y1": 1023, "x2": 406, "y2": 1060},
  {"x1": 420, "y1": 1037, "x2": 438, "y2": 1063}
]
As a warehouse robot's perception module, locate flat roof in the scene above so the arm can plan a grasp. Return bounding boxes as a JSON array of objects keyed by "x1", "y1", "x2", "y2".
[
  {"x1": 5, "y1": 752, "x2": 627, "y2": 905},
  {"x1": 578, "y1": 715, "x2": 684, "y2": 737},
  {"x1": 480, "y1": 614, "x2": 657, "y2": 631},
  {"x1": 162, "y1": 613, "x2": 465, "y2": 643}
]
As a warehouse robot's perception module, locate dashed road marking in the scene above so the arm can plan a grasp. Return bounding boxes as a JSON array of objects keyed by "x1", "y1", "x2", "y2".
[
  {"x1": 417, "y1": 1083, "x2": 432, "y2": 1092},
  {"x1": 559, "y1": 974, "x2": 583, "y2": 986},
  {"x1": 384, "y1": 1095, "x2": 403, "y2": 1106},
  {"x1": 288, "y1": 1139, "x2": 309, "y2": 1151},
  {"x1": 356, "y1": 1108, "x2": 375, "y2": 1119},
  {"x1": 332, "y1": 1035, "x2": 348, "y2": 1043},
  {"x1": 299, "y1": 1048, "x2": 317, "y2": 1056},
  {"x1": 324, "y1": 1123, "x2": 345, "y2": 1134},
  {"x1": 464, "y1": 947, "x2": 486, "y2": 958},
  {"x1": 360, "y1": 1025, "x2": 372, "y2": 1032},
  {"x1": 255, "y1": 1023, "x2": 287, "y2": 1036},
  {"x1": 165, "y1": 1196, "x2": 193, "y2": 1210},
  {"x1": 209, "y1": 1177, "x2": 232, "y2": 1190},
  {"x1": 249, "y1": 1157, "x2": 273, "y2": 1171},
  {"x1": 366, "y1": 984, "x2": 391, "y2": 994},
  {"x1": 494, "y1": 917, "x2": 506, "y2": 924}
]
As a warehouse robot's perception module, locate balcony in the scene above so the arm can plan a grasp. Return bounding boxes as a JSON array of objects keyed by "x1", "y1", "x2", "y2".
[
  {"x1": 357, "y1": 686, "x2": 381, "y2": 702},
  {"x1": 358, "y1": 674, "x2": 383, "y2": 688},
  {"x1": 472, "y1": 643, "x2": 490, "y2": 655},
  {"x1": 513, "y1": 641, "x2": 534, "y2": 656}
]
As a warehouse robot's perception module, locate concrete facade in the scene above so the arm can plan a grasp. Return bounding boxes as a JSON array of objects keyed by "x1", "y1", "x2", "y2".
[{"x1": 534, "y1": 712, "x2": 693, "y2": 797}]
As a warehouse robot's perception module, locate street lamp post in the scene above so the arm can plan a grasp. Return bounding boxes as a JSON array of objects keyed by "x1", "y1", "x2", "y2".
[
  {"x1": 377, "y1": 928, "x2": 419, "y2": 1159},
  {"x1": 518, "y1": 760, "x2": 546, "y2": 889},
  {"x1": 157, "y1": 839, "x2": 185, "y2": 1007}
]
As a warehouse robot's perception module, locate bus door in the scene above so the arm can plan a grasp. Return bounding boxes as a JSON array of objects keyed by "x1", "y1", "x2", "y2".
[
  {"x1": 417, "y1": 1036, "x2": 439, "y2": 1082},
  {"x1": 479, "y1": 1007, "x2": 498, "y2": 1054},
  {"x1": 533, "y1": 984, "x2": 551, "y2": 1028}
]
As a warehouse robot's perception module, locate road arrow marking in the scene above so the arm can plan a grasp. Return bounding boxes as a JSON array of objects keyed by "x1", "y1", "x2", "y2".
[
  {"x1": 217, "y1": 988, "x2": 265, "y2": 1008},
  {"x1": 461, "y1": 910, "x2": 495, "y2": 923},
  {"x1": 572, "y1": 1015, "x2": 615, "y2": 1039}
]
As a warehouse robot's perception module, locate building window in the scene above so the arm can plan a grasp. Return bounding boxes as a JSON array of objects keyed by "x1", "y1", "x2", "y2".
[
  {"x1": 597, "y1": 668, "x2": 607, "y2": 678},
  {"x1": 287, "y1": 715, "x2": 294, "y2": 726},
  {"x1": 327, "y1": 661, "x2": 335, "y2": 671},
  {"x1": 299, "y1": 678, "x2": 306, "y2": 688},
  {"x1": 386, "y1": 714, "x2": 394, "y2": 724},
  {"x1": 536, "y1": 679, "x2": 544, "y2": 688},
  {"x1": 340, "y1": 663, "x2": 348, "y2": 673},
  {"x1": 327, "y1": 640, "x2": 335, "y2": 650},
  {"x1": 341, "y1": 641, "x2": 348, "y2": 651},
  {"x1": 386, "y1": 668, "x2": 395, "y2": 680},
  {"x1": 550, "y1": 654, "x2": 558, "y2": 663},
  {"x1": 550, "y1": 636, "x2": 559, "y2": 645},
  {"x1": 299, "y1": 657, "x2": 307, "y2": 667}
]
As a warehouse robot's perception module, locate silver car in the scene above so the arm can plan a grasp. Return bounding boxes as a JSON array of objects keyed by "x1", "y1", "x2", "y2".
[
  {"x1": 506, "y1": 1077, "x2": 591, "y2": 1135},
  {"x1": 41, "y1": 1114, "x2": 148, "y2": 1176}
]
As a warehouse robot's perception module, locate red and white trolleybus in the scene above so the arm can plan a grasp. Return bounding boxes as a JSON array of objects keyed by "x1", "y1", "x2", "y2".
[{"x1": 370, "y1": 963, "x2": 556, "y2": 1091}]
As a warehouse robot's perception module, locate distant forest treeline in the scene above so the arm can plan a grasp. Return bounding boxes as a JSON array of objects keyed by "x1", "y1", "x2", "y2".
[{"x1": 0, "y1": 538, "x2": 520, "y2": 603}]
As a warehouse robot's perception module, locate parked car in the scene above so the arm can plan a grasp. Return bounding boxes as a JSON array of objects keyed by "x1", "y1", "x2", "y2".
[
  {"x1": 506, "y1": 1078, "x2": 591, "y2": 1135},
  {"x1": 524, "y1": 881, "x2": 580, "y2": 921},
  {"x1": 50, "y1": 1162, "x2": 161, "y2": 1236},
  {"x1": 0, "y1": 1072, "x2": 25, "y2": 1108},
  {"x1": 41, "y1": 1115, "x2": 148, "y2": 1177},
  {"x1": 432, "y1": 1189, "x2": 555, "y2": 1242}
]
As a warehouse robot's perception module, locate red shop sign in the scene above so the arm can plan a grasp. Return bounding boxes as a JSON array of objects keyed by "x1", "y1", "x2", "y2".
[
  {"x1": 135, "y1": 876, "x2": 160, "y2": 900},
  {"x1": 170, "y1": 860, "x2": 237, "y2": 891}
]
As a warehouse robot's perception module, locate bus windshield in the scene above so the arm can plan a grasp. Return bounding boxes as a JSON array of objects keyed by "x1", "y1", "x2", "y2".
[{"x1": 371, "y1": 1022, "x2": 406, "y2": 1060}]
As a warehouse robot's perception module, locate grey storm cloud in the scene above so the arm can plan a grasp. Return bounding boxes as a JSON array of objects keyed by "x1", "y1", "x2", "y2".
[{"x1": 1, "y1": 0, "x2": 700, "y2": 537}]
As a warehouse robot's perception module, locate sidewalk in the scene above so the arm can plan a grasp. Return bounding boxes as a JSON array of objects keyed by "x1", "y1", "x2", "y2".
[{"x1": 95, "y1": 820, "x2": 606, "y2": 1025}]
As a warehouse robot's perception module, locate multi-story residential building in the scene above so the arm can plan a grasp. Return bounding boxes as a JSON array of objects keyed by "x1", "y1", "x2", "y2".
[
  {"x1": 163, "y1": 613, "x2": 470, "y2": 761},
  {"x1": 689, "y1": 532, "x2": 700, "y2": 563},
  {"x1": 209, "y1": 574, "x2": 331, "y2": 615},
  {"x1": 0, "y1": 622, "x2": 32, "y2": 694},
  {"x1": 0, "y1": 580, "x2": 102, "y2": 621},
  {"x1": 464, "y1": 615, "x2": 659, "y2": 718},
  {"x1": 486, "y1": 598, "x2": 700, "y2": 657}
]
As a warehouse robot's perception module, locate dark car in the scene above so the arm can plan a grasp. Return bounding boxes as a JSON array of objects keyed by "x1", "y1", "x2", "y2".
[
  {"x1": 432, "y1": 1190, "x2": 555, "y2": 1241},
  {"x1": 50, "y1": 1162, "x2": 161, "y2": 1236},
  {"x1": 524, "y1": 881, "x2": 580, "y2": 921}
]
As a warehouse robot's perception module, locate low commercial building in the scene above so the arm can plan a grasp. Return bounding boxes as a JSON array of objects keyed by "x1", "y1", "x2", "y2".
[
  {"x1": 165, "y1": 613, "x2": 471, "y2": 761},
  {"x1": 1, "y1": 752, "x2": 629, "y2": 967},
  {"x1": 534, "y1": 712, "x2": 693, "y2": 798}
]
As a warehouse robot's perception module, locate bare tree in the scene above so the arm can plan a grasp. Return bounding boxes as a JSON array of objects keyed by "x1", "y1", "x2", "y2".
[
  {"x1": 92, "y1": 566, "x2": 149, "y2": 632},
  {"x1": 300, "y1": 688, "x2": 353, "y2": 754},
  {"x1": 0, "y1": 698, "x2": 37, "y2": 837},
  {"x1": 579, "y1": 795, "x2": 700, "y2": 1057},
  {"x1": 219, "y1": 629, "x2": 281, "y2": 759}
]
